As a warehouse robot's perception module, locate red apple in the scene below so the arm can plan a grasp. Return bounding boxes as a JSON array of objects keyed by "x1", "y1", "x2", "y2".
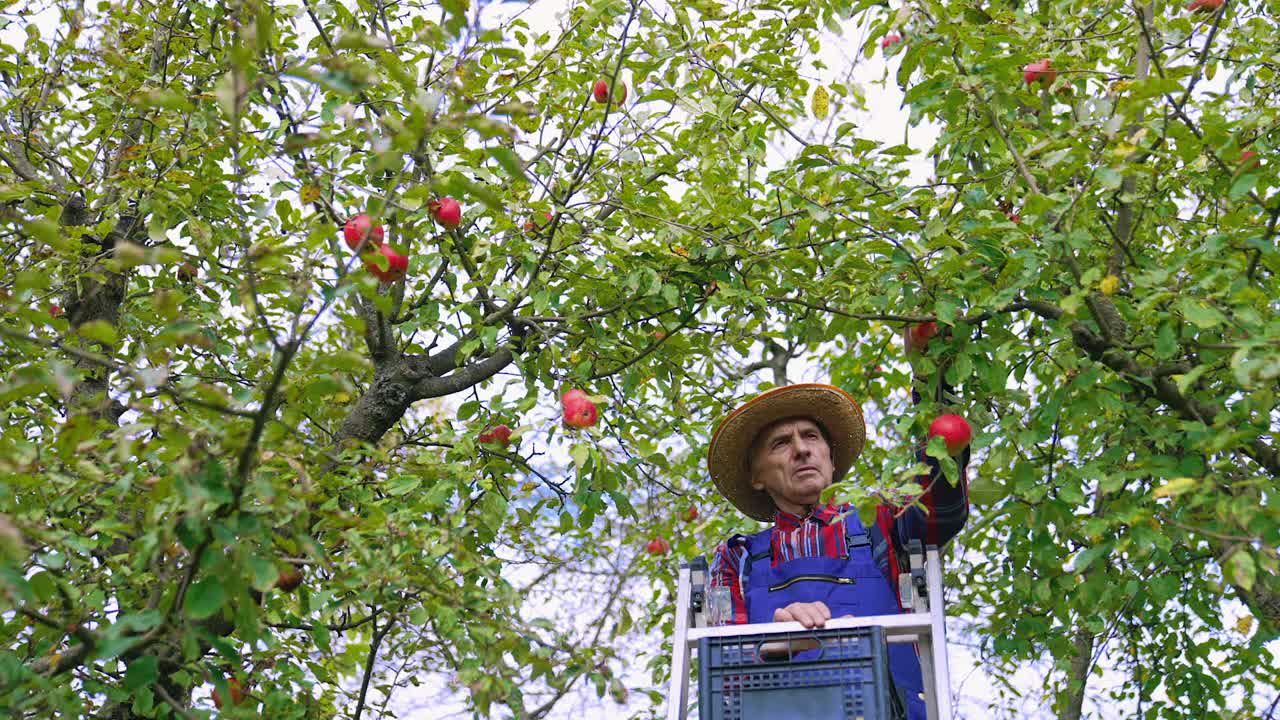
[
  {"x1": 903, "y1": 322, "x2": 939, "y2": 354},
  {"x1": 1239, "y1": 150, "x2": 1260, "y2": 170},
  {"x1": 1187, "y1": 0, "x2": 1223, "y2": 11},
  {"x1": 683, "y1": 506, "x2": 698, "y2": 522},
  {"x1": 177, "y1": 262, "x2": 198, "y2": 283},
  {"x1": 212, "y1": 677, "x2": 245, "y2": 709},
  {"x1": 928, "y1": 414, "x2": 973, "y2": 456},
  {"x1": 1022, "y1": 59, "x2": 1057, "y2": 86},
  {"x1": 478, "y1": 424, "x2": 513, "y2": 447},
  {"x1": 343, "y1": 214, "x2": 385, "y2": 251},
  {"x1": 275, "y1": 566, "x2": 303, "y2": 593},
  {"x1": 363, "y1": 243, "x2": 409, "y2": 283},
  {"x1": 48, "y1": 304, "x2": 63, "y2": 318},
  {"x1": 429, "y1": 197, "x2": 462, "y2": 229},
  {"x1": 593, "y1": 79, "x2": 626, "y2": 104},
  {"x1": 645, "y1": 537, "x2": 671, "y2": 555},
  {"x1": 881, "y1": 33, "x2": 902, "y2": 50},
  {"x1": 1006, "y1": 211, "x2": 1022, "y2": 224},
  {"x1": 561, "y1": 389, "x2": 599, "y2": 429}
]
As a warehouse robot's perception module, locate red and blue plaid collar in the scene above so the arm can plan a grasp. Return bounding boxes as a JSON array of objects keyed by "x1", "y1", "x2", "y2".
[{"x1": 773, "y1": 501, "x2": 842, "y2": 531}]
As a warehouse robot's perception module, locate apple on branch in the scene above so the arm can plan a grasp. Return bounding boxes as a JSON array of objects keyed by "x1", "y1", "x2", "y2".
[
  {"x1": 478, "y1": 424, "x2": 513, "y2": 448},
  {"x1": 592, "y1": 78, "x2": 627, "y2": 105},
  {"x1": 1022, "y1": 59, "x2": 1057, "y2": 86},
  {"x1": 275, "y1": 566, "x2": 303, "y2": 593},
  {"x1": 212, "y1": 677, "x2": 246, "y2": 709},
  {"x1": 1186, "y1": 0, "x2": 1223, "y2": 12},
  {"x1": 645, "y1": 537, "x2": 671, "y2": 555},
  {"x1": 429, "y1": 197, "x2": 462, "y2": 229},
  {"x1": 928, "y1": 414, "x2": 973, "y2": 456},
  {"x1": 880, "y1": 32, "x2": 902, "y2": 50},
  {"x1": 561, "y1": 389, "x2": 599, "y2": 428},
  {"x1": 903, "y1": 321, "x2": 939, "y2": 354},
  {"x1": 363, "y1": 244, "x2": 409, "y2": 283},
  {"x1": 683, "y1": 506, "x2": 699, "y2": 522},
  {"x1": 343, "y1": 214, "x2": 385, "y2": 252}
]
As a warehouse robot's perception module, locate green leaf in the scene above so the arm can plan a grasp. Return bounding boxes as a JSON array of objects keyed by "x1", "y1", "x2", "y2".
[
  {"x1": 490, "y1": 147, "x2": 528, "y2": 183},
  {"x1": 249, "y1": 555, "x2": 278, "y2": 593},
  {"x1": 77, "y1": 320, "x2": 119, "y2": 347},
  {"x1": 125, "y1": 655, "x2": 159, "y2": 691},
  {"x1": 1177, "y1": 298, "x2": 1224, "y2": 329},
  {"x1": 1096, "y1": 167, "x2": 1123, "y2": 190},
  {"x1": 1226, "y1": 551, "x2": 1256, "y2": 591},
  {"x1": 1228, "y1": 172, "x2": 1258, "y2": 201},
  {"x1": 184, "y1": 578, "x2": 227, "y2": 619},
  {"x1": 1074, "y1": 543, "x2": 1111, "y2": 572},
  {"x1": 25, "y1": 218, "x2": 70, "y2": 250}
]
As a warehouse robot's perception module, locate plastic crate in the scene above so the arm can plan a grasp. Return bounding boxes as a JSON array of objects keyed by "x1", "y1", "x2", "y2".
[{"x1": 697, "y1": 626, "x2": 895, "y2": 720}]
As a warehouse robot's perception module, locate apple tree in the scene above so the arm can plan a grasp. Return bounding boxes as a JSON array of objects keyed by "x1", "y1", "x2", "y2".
[{"x1": 1, "y1": 0, "x2": 1277, "y2": 717}]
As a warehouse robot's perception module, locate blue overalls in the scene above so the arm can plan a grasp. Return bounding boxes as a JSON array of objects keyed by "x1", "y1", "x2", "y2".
[{"x1": 742, "y1": 512, "x2": 926, "y2": 720}]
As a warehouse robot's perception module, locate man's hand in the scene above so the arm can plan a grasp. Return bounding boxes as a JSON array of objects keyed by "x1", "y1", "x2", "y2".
[{"x1": 773, "y1": 601, "x2": 831, "y2": 628}]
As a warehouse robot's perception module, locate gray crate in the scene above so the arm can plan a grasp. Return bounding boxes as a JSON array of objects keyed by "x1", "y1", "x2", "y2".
[{"x1": 697, "y1": 626, "x2": 895, "y2": 720}]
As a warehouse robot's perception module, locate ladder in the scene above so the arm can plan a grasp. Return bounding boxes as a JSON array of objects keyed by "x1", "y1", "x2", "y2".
[{"x1": 666, "y1": 541, "x2": 954, "y2": 720}]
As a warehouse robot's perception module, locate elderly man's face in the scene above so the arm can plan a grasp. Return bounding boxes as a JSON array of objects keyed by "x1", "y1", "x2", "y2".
[{"x1": 748, "y1": 417, "x2": 834, "y2": 516}]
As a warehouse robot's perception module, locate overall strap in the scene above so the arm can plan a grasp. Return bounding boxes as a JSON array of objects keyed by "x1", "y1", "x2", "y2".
[{"x1": 846, "y1": 529, "x2": 871, "y2": 550}]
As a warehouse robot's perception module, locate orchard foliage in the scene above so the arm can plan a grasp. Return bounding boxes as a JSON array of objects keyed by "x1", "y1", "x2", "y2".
[{"x1": 0, "y1": 0, "x2": 1275, "y2": 717}]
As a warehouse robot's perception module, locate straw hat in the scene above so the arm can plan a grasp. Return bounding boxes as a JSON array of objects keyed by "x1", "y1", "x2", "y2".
[{"x1": 707, "y1": 383, "x2": 866, "y2": 521}]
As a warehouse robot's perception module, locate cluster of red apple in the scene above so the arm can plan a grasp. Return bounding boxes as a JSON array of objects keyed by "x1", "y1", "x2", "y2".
[
  {"x1": 1025, "y1": 0, "x2": 1225, "y2": 90},
  {"x1": 881, "y1": 32, "x2": 903, "y2": 50},
  {"x1": 904, "y1": 321, "x2": 974, "y2": 456},
  {"x1": 342, "y1": 214, "x2": 406, "y2": 283},
  {"x1": 341, "y1": 199, "x2": 462, "y2": 283},
  {"x1": 523, "y1": 211, "x2": 555, "y2": 233},
  {"x1": 475, "y1": 389, "x2": 598, "y2": 452},
  {"x1": 644, "y1": 506, "x2": 699, "y2": 555}
]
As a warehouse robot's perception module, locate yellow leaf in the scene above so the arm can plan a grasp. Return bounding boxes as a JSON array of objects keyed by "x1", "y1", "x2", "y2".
[
  {"x1": 1235, "y1": 614, "x2": 1253, "y2": 635},
  {"x1": 811, "y1": 85, "x2": 830, "y2": 121},
  {"x1": 300, "y1": 184, "x2": 321, "y2": 204},
  {"x1": 1098, "y1": 274, "x2": 1120, "y2": 296},
  {"x1": 704, "y1": 42, "x2": 730, "y2": 61},
  {"x1": 1152, "y1": 477, "x2": 1197, "y2": 498},
  {"x1": 671, "y1": 245, "x2": 689, "y2": 258}
]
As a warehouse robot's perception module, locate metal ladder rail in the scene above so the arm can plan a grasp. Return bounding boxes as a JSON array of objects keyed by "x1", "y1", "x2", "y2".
[{"x1": 666, "y1": 545, "x2": 952, "y2": 720}]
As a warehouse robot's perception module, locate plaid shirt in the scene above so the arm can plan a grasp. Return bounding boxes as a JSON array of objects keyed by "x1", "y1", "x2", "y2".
[{"x1": 710, "y1": 389, "x2": 971, "y2": 625}]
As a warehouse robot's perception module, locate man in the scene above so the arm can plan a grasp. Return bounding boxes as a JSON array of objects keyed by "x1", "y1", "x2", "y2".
[{"x1": 707, "y1": 380, "x2": 970, "y2": 720}]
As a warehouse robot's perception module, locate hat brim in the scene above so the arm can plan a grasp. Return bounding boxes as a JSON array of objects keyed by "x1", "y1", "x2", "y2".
[{"x1": 707, "y1": 384, "x2": 866, "y2": 521}]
